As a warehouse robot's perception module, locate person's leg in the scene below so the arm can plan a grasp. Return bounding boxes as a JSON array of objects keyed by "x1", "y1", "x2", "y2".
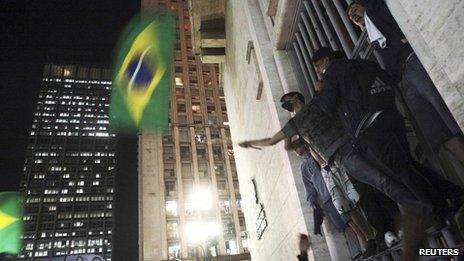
[
  {"x1": 349, "y1": 208, "x2": 377, "y2": 257},
  {"x1": 339, "y1": 149, "x2": 430, "y2": 260},
  {"x1": 444, "y1": 135, "x2": 464, "y2": 164},
  {"x1": 401, "y1": 66, "x2": 453, "y2": 147},
  {"x1": 348, "y1": 220, "x2": 367, "y2": 246},
  {"x1": 341, "y1": 150, "x2": 432, "y2": 215},
  {"x1": 344, "y1": 226, "x2": 362, "y2": 259},
  {"x1": 365, "y1": 110, "x2": 462, "y2": 206},
  {"x1": 402, "y1": 54, "x2": 464, "y2": 164},
  {"x1": 408, "y1": 54, "x2": 461, "y2": 136},
  {"x1": 351, "y1": 178, "x2": 397, "y2": 238},
  {"x1": 349, "y1": 208, "x2": 375, "y2": 241},
  {"x1": 363, "y1": 115, "x2": 445, "y2": 208},
  {"x1": 388, "y1": 160, "x2": 441, "y2": 207},
  {"x1": 323, "y1": 201, "x2": 350, "y2": 232},
  {"x1": 412, "y1": 159, "x2": 464, "y2": 200}
]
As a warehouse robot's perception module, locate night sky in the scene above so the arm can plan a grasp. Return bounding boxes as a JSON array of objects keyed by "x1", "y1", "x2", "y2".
[{"x1": 0, "y1": 0, "x2": 139, "y2": 191}]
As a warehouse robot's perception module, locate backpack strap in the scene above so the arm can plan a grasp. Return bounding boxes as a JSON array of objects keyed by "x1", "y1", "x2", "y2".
[{"x1": 354, "y1": 110, "x2": 383, "y2": 138}]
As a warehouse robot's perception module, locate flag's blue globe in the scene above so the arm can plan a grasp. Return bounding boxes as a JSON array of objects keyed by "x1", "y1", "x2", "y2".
[{"x1": 125, "y1": 52, "x2": 156, "y2": 92}]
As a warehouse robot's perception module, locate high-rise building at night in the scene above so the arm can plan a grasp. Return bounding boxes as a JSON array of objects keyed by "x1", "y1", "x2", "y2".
[
  {"x1": 138, "y1": 0, "x2": 249, "y2": 260},
  {"x1": 19, "y1": 61, "x2": 115, "y2": 260}
]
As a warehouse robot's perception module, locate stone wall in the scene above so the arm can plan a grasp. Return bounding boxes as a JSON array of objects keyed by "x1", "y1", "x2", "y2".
[
  {"x1": 138, "y1": 134, "x2": 168, "y2": 260},
  {"x1": 386, "y1": 0, "x2": 464, "y2": 130},
  {"x1": 223, "y1": 0, "x2": 333, "y2": 260}
]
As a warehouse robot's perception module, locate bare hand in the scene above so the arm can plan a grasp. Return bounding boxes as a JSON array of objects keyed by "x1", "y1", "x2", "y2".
[
  {"x1": 239, "y1": 141, "x2": 250, "y2": 148},
  {"x1": 238, "y1": 141, "x2": 262, "y2": 150}
]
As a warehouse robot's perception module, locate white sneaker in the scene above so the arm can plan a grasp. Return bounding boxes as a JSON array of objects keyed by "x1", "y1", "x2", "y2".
[{"x1": 384, "y1": 231, "x2": 400, "y2": 248}]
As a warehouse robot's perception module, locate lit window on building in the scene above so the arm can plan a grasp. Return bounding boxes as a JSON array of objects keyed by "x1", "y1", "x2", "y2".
[
  {"x1": 168, "y1": 245, "x2": 180, "y2": 260},
  {"x1": 165, "y1": 181, "x2": 176, "y2": 197},
  {"x1": 236, "y1": 199, "x2": 242, "y2": 210},
  {"x1": 192, "y1": 103, "x2": 201, "y2": 113},
  {"x1": 224, "y1": 240, "x2": 238, "y2": 255},
  {"x1": 25, "y1": 243, "x2": 34, "y2": 250},
  {"x1": 34, "y1": 159, "x2": 43, "y2": 164},
  {"x1": 219, "y1": 200, "x2": 230, "y2": 214},
  {"x1": 175, "y1": 77, "x2": 183, "y2": 86},
  {"x1": 165, "y1": 201, "x2": 178, "y2": 216},
  {"x1": 166, "y1": 221, "x2": 179, "y2": 239}
]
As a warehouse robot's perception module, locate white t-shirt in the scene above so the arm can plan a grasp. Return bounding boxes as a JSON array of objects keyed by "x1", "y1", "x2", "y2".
[{"x1": 364, "y1": 13, "x2": 387, "y2": 48}]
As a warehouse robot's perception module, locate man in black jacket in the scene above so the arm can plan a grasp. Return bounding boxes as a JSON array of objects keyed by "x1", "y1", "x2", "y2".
[
  {"x1": 347, "y1": 0, "x2": 464, "y2": 165},
  {"x1": 312, "y1": 47, "x2": 443, "y2": 208}
]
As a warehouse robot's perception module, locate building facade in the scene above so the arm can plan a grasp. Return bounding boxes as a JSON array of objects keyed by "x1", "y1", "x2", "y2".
[
  {"x1": 138, "y1": 0, "x2": 249, "y2": 260},
  {"x1": 191, "y1": 0, "x2": 464, "y2": 260},
  {"x1": 19, "y1": 62, "x2": 115, "y2": 260}
]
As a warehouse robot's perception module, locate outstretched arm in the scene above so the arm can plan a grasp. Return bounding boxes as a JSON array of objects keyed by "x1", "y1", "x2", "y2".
[{"x1": 239, "y1": 130, "x2": 287, "y2": 149}]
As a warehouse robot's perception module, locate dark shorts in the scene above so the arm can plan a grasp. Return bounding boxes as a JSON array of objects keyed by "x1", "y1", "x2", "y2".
[
  {"x1": 322, "y1": 200, "x2": 350, "y2": 232},
  {"x1": 400, "y1": 54, "x2": 461, "y2": 149}
]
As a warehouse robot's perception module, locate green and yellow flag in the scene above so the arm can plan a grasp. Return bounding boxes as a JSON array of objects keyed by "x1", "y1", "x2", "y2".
[
  {"x1": 110, "y1": 13, "x2": 176, "y2": 133},
  {"x1": 0, "y1": 192, "x2": 23, "y2": 254}
]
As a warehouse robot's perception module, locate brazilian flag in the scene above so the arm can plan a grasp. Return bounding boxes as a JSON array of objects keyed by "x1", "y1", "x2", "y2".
[
  {"x1": 110, "y1": 13, "x2": 176, "y2": 133},
  {"x1": 0, "y1": 192, "x2": 23, "y2": 254}
]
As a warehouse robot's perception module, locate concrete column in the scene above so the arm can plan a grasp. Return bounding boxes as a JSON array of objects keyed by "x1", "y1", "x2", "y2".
[
  {"x1": 220, "y1": 127, "x2": 244, "y2": 253},
  {"x1": 210, "y1": 63, "x2": 243, "y2": 253},
  {"x1": 138, "y1": 133, "x2": 168, "y2": 261},
  {"x1": 173, "y1": 126, "x2": 188, "y2": 259},
  {"x1": 205, "y1": 127, "x2": 227, "y2": 255},
  {"x1": 273, "y1": 50, "x2": 300, "y2": 94},
  {"x1": 273, "y1": 0, "x2": 301, "y2": 49}
]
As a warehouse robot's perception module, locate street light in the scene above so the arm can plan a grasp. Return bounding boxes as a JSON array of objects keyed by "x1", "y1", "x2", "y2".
[
  {"x1": 186, "y1": 186, "x2": 222, "y2": 260},
  {"x1": 186, "y1": 221, "x2": 207, "y2": 244},
  {"x1": 186, "y1": 221, "x2": 221, "y2": 244},
  {"x1": 190, "y1": 187, "x2": 212, "y2": 211},
  {"x1": 186, "y1": 221, "x2": 222, "y2": 260}
]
